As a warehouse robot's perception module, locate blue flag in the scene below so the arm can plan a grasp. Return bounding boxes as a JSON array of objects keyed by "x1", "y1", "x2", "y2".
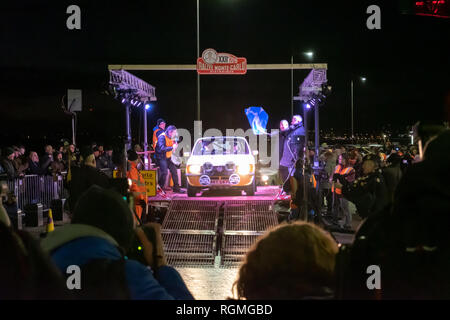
[{"x1": 245, "y1": 106, "x2": 268, "y2": 135}]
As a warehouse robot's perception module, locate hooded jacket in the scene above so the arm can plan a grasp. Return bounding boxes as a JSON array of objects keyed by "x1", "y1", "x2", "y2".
[{"x1": 41, "y1": 224, "x2": 193, "y2": 300}]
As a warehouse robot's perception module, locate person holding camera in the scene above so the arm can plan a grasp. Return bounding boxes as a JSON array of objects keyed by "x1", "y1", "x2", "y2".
[
  {"x1": 41, "y1": 185, "x2": 193, "y2": 300},
  {"x1": 340, "y1": 154, "x2": 389, "y2": 220}
]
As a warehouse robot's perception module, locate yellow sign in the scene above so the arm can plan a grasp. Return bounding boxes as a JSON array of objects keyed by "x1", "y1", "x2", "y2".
[
  {"x1": 141, "y1": 170, "x2": 157, "y2": 197},
  {"x1": 113, "y1": 170, "x2": 119, "y2": 178}
]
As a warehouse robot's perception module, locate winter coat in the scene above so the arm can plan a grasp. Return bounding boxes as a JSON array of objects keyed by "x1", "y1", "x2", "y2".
[
  {"x1": 27, "y1": 159, "x2": 46, "y2": 175},
  {"x1": 40, "y1": 154, "x2": 53, "y2": 175},
  {"x1": 41, "y1": 224, "x2": 193, "y2": 300},
  {"x1": 280, "y1": 124, "x2": 305, "y2": 168},
  {"x1": 0, "y1": 158, "x2": 17, "y2": 179}
]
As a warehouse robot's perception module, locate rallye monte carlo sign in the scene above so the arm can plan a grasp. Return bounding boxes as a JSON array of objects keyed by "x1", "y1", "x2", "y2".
[{"x1": 197, "y1": 48, "x2": 247, "y2": 75}]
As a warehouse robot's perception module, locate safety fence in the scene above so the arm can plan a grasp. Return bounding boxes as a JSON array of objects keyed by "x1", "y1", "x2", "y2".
[{"x1": 4, "y1": 168, "x2": 113, "y2": 212}]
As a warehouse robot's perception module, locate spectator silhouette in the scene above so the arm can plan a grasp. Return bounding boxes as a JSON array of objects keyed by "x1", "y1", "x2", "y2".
[
  {"x1": 67, "y1": 146, "x2": 110, "y2": 212},
  {"x1": 339, "y1": 129, "x2": 450, "y2": 299},
  {"x1": 234, "y1": 222, "x2": 338, "y2": 300},
  {"x1": 0, "y1": 222, "x2": 69, "y2": 299},
  {"x1": 41, "y1": 185, "x2": 193, "y2": 300}
]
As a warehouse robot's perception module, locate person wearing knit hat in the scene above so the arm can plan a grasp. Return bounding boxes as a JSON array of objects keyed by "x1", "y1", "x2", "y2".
[
  {"x1": 1, "y1": 148, "x2": 17, "y2": 179},
  {"x1": 71, "y1": 185, "x2": 135, "y2": 250},
  {"x1": 40, "y1": 185, "x2": 194, "y2": 300},
  {"x1": 152, "y1": 119, "x2": 166, "y2": 151}
]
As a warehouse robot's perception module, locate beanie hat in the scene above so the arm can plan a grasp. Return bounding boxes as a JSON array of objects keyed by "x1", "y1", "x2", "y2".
[
  {"x1": 4, "y1": 147, "x2": 15, "y2": 157},
  {"x1": 71, "y1": 185, "x2": 134, "y2": 250}
]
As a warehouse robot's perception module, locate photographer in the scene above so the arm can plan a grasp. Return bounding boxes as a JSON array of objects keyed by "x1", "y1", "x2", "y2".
[
  {"x1": 41, "y1": 185, "x2": 193, "y2": 300},
  {"x1": 339, "y1": 154, "x2": 389, "y2": 220}
]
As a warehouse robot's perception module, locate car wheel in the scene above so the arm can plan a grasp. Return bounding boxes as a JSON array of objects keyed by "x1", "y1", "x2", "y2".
[{"x1": 187, "y1": 184, "x2": 197, "y2": 197}]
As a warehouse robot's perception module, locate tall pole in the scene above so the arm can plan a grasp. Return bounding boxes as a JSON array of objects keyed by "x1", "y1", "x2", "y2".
[
  {"x1": 301, "y1": 104, "x2": 308, "y2": 221},
  {"x1": 351, "y1": 79, "x2": 354, "y2": 138},
  {"x1": 290, "y1": 55, "x2": 294, "y2": 118},
  {"x1": 143, "y1": 106, "x2": 148, "y2": 169},
  {"x1": 125, "y1": 104, "x2": 131, "y2": 152},
  {"x1": 71, "y1": 113, "x2": 76, "y2": 146},
  {"x1": 196, "y1": 0, "x2": 200, "y2": 121},
  {"x1": 314, "y1": 104, "x2": 319, "y2": 166}
]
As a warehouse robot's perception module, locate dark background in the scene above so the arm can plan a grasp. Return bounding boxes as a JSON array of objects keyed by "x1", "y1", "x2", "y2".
[{"x1": 0, "y1": 0, "x2": 449, "y2": 149}]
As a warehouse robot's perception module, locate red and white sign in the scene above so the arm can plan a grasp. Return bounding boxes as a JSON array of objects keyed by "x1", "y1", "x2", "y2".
[{"x1": 197, "y1": 48, "x2": 247, "y2": 75}]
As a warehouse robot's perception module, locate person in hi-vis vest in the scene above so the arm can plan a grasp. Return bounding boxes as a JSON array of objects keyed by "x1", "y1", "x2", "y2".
[
  {"x1": 127, "y1": 150, "x2": 147, "y2": 221},
  {"x1": 155, "y1": 125, "x2": 184, "y2": 193},
  {"x1": 152, "y1": 119, "x2": 166, "y2": 166}
]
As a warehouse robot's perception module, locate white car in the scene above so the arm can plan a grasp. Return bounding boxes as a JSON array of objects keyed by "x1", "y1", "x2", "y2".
[{"x1": 185, "y1": 136, "x2": 256, "y2": 197}]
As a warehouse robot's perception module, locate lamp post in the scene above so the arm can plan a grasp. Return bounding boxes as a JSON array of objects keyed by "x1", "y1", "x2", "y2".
[
  {"x1": 291, "y1": 51, "x2": 314, "y2": 118},
  {"x1": 143, "y1": 103, "x2": 151, "y2": 169},
  {"x1": 196, "y1": 0, "x2": 200, "y2": 121}
]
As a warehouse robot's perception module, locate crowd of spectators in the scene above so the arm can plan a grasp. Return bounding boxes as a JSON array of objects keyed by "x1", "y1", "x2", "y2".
[
  {"x1": 314, "y1": 142, "x2": 421, "y2": 228},
  {"x1": 1, "y1": 126, "x2": 449, "y2": 300},
  {"x1": 0, "y1": 142, "x2": 116, "y2": 180}
]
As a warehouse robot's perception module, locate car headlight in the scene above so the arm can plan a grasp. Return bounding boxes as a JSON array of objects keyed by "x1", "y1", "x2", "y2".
[
  {"x1": 187, "y1": 164, "x2": 201, "y2": 174},
  {"x1": 237, "y1": 164, "x2": 253, "y2": 175}
]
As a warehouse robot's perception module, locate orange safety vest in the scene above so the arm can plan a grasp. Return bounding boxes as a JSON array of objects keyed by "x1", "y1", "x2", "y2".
[
  {"x1": 332, "y1": 165, "x2": 354, "y2": 195},
  {"x1": 152, "y1": 128, "x2": 163, "y2": 150},
  {"x1": 164, "y1": 135, "x2": 174, "y2": 159},
  {"x1": 127, "y1": 161, "x2": 147, "y2": 220},
  {"x1": 310, "y1": 174, "x2": 317, "y2": 189}
]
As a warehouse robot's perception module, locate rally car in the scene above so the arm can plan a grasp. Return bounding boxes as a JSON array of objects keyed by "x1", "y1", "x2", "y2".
[{"x1": 185, "y1": 136, "x2": 256, "y2": 197}]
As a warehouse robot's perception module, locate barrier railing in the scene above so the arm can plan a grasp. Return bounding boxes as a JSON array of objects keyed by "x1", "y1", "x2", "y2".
[{"x1": 5, "y1": 168, "x2": 113, "y2": 212}]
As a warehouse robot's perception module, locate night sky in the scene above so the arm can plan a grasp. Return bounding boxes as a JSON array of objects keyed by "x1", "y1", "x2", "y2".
[{"x1": 1, "y1": 0, "x2": 449, "y2": 148}]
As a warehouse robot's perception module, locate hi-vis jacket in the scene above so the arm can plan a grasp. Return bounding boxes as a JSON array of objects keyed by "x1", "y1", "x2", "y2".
[
  {"x1": 127, "y1": 161, "x2": 147, "y2": 203},
  {"x1": 332, "y1": 164, "x2": 355, "y2": 195},
  {"x1": 152, "y1": 127, "x2": 164, "y2": 150},
  {"x1": 155, "y1": 133, "x2": 174, "y2": 160}
]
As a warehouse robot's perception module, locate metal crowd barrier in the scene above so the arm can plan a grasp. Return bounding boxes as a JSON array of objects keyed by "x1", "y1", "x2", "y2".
[
  {"x1": 5, "y1": 168, "x2": 113, "y2": 212},
  {"x1": 6, "y1": 174, "x2": 65, "y2": 211}
]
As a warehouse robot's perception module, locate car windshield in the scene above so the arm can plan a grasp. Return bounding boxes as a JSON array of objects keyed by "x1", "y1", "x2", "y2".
[{"x1": 193, "y1": 137, "x2": 249, "y2": 155}]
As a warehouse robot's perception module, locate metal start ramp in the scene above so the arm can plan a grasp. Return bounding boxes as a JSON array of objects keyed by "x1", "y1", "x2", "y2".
[
  {"x1": 221, "y1": 200, "x2": 278, "y2": 267},
  {"x1": 223, "y1": 200, "x2": 277, "y2": 232},
  {"x1": 161, "y1": 199, "x2": 278, "y2": 268},
  {"x1": 162, "y1": 200, "x2": 219, "y2": 267}
]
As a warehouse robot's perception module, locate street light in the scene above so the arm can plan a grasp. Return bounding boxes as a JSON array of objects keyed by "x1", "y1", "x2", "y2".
[
  {"x1": 291, "y1": 51, "x2": 314, "y2": 117},
  {"x1": 351, "y1": 76, "x2": 366, "y2": 138}
]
